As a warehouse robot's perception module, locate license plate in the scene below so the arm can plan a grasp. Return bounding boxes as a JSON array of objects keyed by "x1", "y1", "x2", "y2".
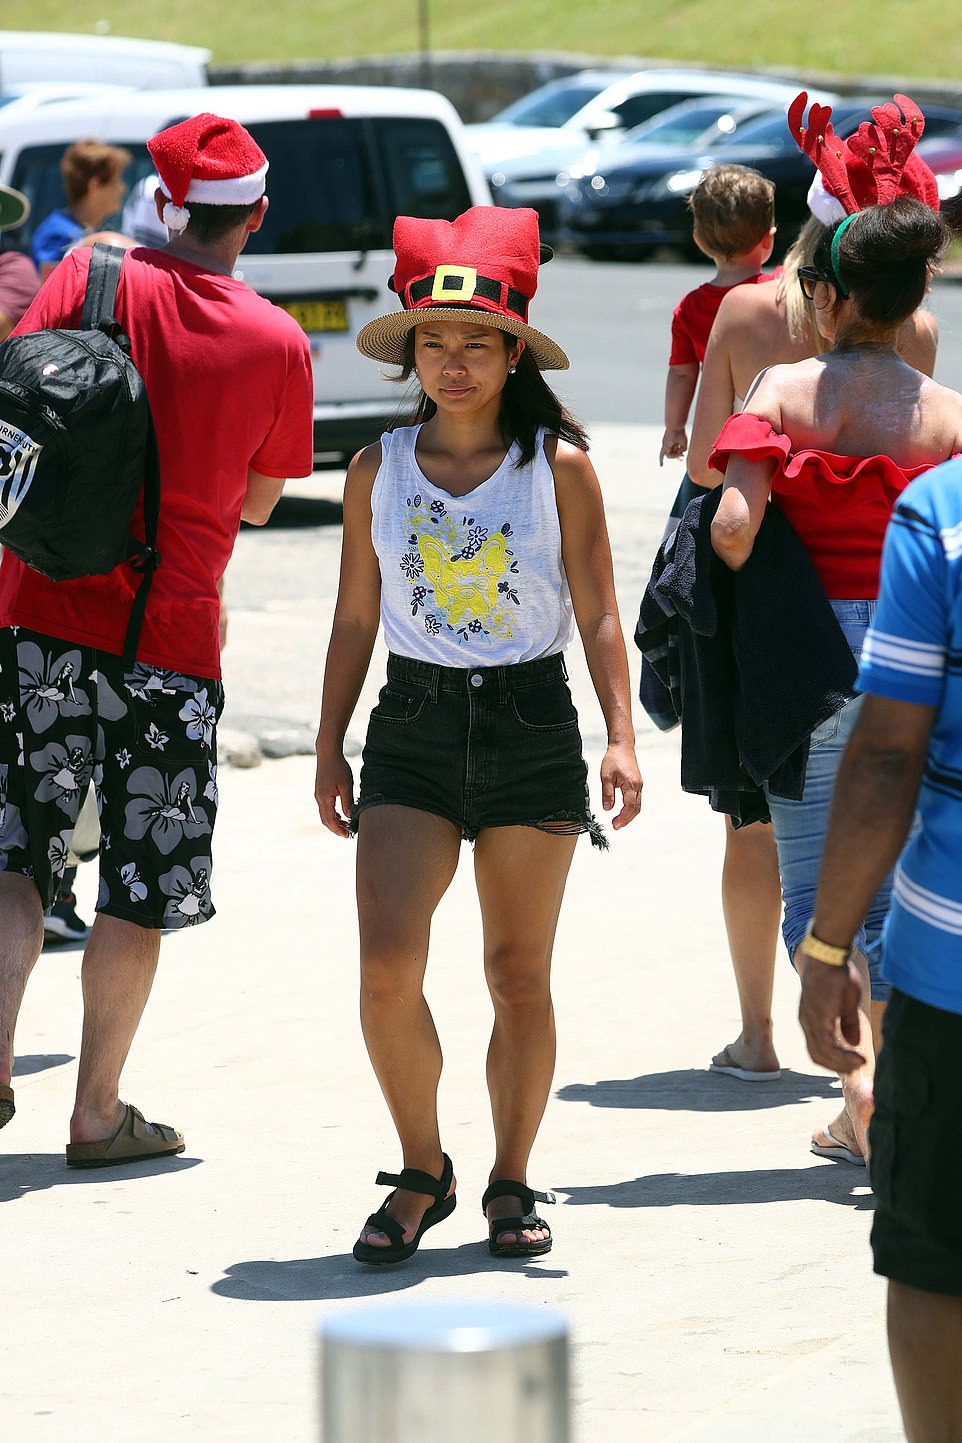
[{"x1": 279, "y1": 297, "x2": 349, "y2": 333}]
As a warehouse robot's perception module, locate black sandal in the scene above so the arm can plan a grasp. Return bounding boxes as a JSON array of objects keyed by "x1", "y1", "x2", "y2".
[
  {"x1": 482, "y1": 1179, "x2": 556, "y2": 1258},
  {"x1": 353, "y1": 1153, "x2": 456, "y2": 1266}
]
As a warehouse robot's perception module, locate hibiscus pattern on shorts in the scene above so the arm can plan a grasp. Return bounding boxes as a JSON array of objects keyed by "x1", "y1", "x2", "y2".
[{"x1": 1, "y1": 627, "x2": 223, "y2": 925}]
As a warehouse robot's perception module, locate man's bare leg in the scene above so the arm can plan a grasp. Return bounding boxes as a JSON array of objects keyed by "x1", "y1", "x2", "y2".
[
  {"x1": 69, "y1": 914, "x2": 161, "y2": 1144},
  {"x1": 0, "y1": 873, "x2": 45, "y2": 1092},
  {"x1": 712, "y1": 817, "x2": 782, "y2": 1075},
  {"x1": 888, "y1": 1280, "x2": 962, "y2": 1442}
]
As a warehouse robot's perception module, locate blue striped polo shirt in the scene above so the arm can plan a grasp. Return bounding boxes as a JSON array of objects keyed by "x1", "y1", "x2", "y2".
[{"x1": 857, "y1": 455, "x2": 962, "y2": 1015}]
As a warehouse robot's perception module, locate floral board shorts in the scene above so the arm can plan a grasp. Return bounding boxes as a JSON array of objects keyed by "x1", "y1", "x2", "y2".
[{"x1": 0, "y1": 625, "x2": 223, "y2": 930}]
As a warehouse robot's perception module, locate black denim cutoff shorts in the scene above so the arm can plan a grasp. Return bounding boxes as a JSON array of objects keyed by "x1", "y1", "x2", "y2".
[
  {"x1": 870, "y1": 987, "x2": 962, "y2": 1294},
  {"x1": 351, "y1": 652, "x2": 607, "y2": 848}
]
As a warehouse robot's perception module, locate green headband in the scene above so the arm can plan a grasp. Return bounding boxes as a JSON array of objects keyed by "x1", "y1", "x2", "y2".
[{"x1": 829, "y1": 212, "x2": 858, "y2": 297}]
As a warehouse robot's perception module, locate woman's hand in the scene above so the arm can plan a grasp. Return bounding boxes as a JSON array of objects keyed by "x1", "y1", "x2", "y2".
[
  {"x1": 601, "y1": 742, "x2": 643, "y2": 829},
  {"x1": 315, "y1": 746, "x2": 355, "y2": 838}
]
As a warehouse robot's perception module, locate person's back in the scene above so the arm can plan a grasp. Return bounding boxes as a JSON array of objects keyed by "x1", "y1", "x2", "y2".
[
  {"x1": 0, "y1": 111, "x2": 313, "y2": 1172},
  {"x1": 0, "y1": 243, "x2": 311, "y2": 679},
  {"x1": 749, "y1": 347, "x2": 960, "y2": 466},
  {"x1": 688, "y1": 217, "x2": 940, "y2": 484}
]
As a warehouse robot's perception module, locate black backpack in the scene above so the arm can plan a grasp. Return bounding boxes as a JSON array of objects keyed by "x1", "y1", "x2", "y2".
[{"x1": 0, "y1": 243, "x2": 160, "y2": 665}]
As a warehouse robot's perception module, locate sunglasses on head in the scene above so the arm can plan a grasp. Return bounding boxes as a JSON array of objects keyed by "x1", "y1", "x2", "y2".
[{"x1": 797, "y1": 266, "x2": 833, "y2": 301}]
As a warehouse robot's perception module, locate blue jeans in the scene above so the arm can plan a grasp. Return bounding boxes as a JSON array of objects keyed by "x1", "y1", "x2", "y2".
[{"x1": 764, "y1": 600, "x2": 892, "y2": 1002}]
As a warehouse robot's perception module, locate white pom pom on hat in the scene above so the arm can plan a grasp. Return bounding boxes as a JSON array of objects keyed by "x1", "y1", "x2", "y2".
[
  {"x1": 147, "y1": 112, "x2": 268, "y2": 233},
  {"x1": 807, "y1": 173, "x2": 848, "y2": 227}
]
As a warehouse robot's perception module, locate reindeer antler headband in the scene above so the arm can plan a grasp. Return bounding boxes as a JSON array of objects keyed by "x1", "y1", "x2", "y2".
[{"x1": 789, "y1": 91, "x2": 939, "y2": 224}]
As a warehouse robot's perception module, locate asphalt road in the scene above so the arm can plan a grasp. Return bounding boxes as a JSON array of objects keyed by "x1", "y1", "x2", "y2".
[{"x1": 533, "y1": 255, "x2": 962, "y2": 424}]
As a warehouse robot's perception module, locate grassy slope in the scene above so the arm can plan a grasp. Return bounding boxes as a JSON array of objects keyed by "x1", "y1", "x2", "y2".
[{"x1": 1, "y1": 1, "x2": 960, "y2": 80}]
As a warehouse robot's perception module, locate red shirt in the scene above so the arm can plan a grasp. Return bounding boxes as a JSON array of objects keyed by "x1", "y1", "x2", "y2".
[
  {"x1": 709, "y1": 412, "x2": 931, "y2": 598},
  {"x1": 0, "y1": 247, "x2": 313, "y2": 678},
  {"x1": 669, "y1": 273, "x2": 776, "y2": 367}
]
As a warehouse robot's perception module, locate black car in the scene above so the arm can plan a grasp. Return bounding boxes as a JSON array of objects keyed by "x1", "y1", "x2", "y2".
[{"x1": 559, "y1": 101, "x2": 962, "y2": 260}]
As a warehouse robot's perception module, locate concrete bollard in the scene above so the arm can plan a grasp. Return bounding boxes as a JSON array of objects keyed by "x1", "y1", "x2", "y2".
[{"x1": 320, "y1": 1300, "x2": 570, "y2": 1443}]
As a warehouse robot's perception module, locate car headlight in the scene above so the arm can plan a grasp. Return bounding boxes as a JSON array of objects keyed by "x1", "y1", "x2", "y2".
[{"x1": 665, "y1": 168, "x2": 705, "y2": 195}]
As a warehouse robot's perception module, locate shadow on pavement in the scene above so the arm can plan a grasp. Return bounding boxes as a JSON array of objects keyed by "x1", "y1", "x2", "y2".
[
  {"x1": 12, "y1": 1052, "x2": 73, "y2": 1077},
  {"x1": 0, "y1": 1153, "x2": 202, "y2": 1202},
  {"x1": 557, "y1": 1068, "x2": 839, "y2": 1112},
  {"x1": 557, "y1": 1165, "x2": 872, "y2": 1210},
  {"x1": 212, "y1": 1244, "x2": 568, "y2": 1302}
]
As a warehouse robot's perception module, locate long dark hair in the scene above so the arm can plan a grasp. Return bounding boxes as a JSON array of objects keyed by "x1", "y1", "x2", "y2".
[{"x1": 389, "y1": 327, "x2": 589, "y2": 468}]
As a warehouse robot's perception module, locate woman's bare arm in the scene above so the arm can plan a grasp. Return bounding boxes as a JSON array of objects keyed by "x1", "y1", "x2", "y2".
[
  {"x1": 687, "y1": 315, "x2": 737, "y2": 486},
  {"x1": 551, "y1": 439, "x2": 642, "y2": 829},
  {"x1": 314, "y1": 444, "x2": 384, "y2": 836}
]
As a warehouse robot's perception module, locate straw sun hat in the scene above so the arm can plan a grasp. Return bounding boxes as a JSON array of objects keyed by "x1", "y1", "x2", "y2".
[{"x1": 356, "y1": 205, "x2": 569, "y2": 371}]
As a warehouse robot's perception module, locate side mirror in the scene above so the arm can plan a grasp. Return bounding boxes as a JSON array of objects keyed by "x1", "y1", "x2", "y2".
[{"x1": 584, "y1": 111, "x2": 621, "y2": 141}]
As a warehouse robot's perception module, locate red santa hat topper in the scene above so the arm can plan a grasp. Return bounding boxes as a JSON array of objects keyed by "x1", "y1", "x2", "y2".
[
  {"x1": 146, "y1": 112, "x2": 268, "y2": 235},
  {"x1": 789, "y1": 91, "x2": 939, "y2": 226}
]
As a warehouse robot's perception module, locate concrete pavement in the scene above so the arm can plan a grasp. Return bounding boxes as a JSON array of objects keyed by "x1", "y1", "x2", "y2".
[{"x1": 1, "y1": 427, "x2": 903, "y2": 1442}]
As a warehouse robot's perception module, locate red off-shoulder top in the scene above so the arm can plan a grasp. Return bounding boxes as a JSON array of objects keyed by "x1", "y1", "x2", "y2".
[{"x1": 708, "y1": 412, "x2": 932, "y2": 598}]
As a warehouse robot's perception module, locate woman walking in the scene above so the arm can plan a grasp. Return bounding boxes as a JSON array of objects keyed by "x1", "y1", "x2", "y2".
[
  {"x1": 685, "y1": 94, "x2": 939, "y2": 1101},
  {"x1": 314, "y1": 206, "x2": 642, "y2": 1263},
  {"x1": 709, "y1": 97, "x2": 962, "y2": 1159}
]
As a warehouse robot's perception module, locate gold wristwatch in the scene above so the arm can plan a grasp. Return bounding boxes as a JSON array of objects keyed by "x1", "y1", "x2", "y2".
[{"x1": 801, "y1": 922, "x2": 854, "y2": 968}]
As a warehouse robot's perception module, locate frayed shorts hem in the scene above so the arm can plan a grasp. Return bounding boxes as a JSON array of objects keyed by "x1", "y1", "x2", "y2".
[{"x1": 350, "y1": 798, "x2": 607, "y2": 849}]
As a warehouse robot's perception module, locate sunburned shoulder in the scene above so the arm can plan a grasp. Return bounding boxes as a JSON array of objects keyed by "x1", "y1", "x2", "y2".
[{"x1": 714, "y1": 278, "x2": 779, "y2": 328}]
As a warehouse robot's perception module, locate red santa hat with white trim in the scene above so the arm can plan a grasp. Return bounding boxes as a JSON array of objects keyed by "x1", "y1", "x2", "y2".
[{"x1": 146, "y1": 112, "x2": 268, "y2": 235}]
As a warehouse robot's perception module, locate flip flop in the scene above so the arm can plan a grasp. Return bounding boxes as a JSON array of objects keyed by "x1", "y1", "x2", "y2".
[
  {"x1": 0, "y1": 1083, "x2": 14, "y2": 1129},
  {"x1": 65, "y1": 1103, "x2": 184, "y2": 1168},
  {"x1": 810, "y1": 1123, "x2": 866, "y2": 1167},
  {"x1": 709, "y1": 1046, "x2": 781, "y2": 1082}
]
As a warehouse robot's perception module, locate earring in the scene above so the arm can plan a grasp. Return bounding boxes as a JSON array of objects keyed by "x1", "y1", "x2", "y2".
[{"x1": 508, "y1": 366, "x2": 516, "y2": 374}]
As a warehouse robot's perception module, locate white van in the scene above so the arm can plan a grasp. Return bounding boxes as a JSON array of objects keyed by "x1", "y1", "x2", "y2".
[
  {"x1": 0, "y1": 84, "x2": 490, "y2": 461},
  {"x1": 0, "y1": 31, "x2": 210, "y2": 90}
]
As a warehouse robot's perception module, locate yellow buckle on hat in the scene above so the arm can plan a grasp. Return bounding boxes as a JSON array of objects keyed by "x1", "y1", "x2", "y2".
[{"x1": 431, "y1": 265, "x2": 478, "y2": 302}]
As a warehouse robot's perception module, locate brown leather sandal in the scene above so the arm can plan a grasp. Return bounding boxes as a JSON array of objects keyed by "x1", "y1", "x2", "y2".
[{"x1": 65, "y1": 1103, "x2": 184, "y2": 1168}]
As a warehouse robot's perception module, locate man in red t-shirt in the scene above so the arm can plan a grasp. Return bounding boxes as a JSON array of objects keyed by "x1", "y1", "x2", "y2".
[{"x1": 0, "y1": 115, "x2": 314, "y2": 1166}]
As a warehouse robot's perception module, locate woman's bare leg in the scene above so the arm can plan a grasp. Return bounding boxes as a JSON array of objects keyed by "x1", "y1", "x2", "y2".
[
  {"x1": 474, "y1": 824, "x2": 577, "y2": 1247},
  {"x1": 355, "y1": 805, "x2": 461, "y2": 1248},
  {"x1": 712, "y1": 817, "x2": 782, "y2": 1074}
]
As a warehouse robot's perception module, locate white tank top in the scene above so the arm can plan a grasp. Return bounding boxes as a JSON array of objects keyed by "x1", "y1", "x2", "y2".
[{"x1": 371, "y1": 424, "x2": 575, "y2": 666}]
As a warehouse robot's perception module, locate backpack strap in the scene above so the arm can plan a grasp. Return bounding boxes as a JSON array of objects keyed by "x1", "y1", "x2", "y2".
[
  {"x1": 82, "y1": 244, "x2": 163, "y2": 669},
  {"x1": 122, "y1": 414, "x2": 161, "y2": 669},
  {"x1": 80, "y1": 242, "x2": 125, "y2": 330}
]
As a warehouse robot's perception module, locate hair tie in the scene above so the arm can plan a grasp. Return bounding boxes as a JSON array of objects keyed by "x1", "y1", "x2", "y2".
[{"x1": 830, "y1": 212, "x2": 858, "y2": 296}]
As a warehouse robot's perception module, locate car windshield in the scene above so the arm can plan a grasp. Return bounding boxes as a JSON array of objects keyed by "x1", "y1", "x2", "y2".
[
  {"x1": 492, "y1": 81, "x2": 610, "y2": 128},
  {"x1": 721, "y1": 103, "x2": 882, "y2": 151},
  {"x1": 623, "y1": 98, "x2": 757, "y2": 148},
  {"x1": 713, "y1": 110, "x2": 791, "y2": 148}
]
